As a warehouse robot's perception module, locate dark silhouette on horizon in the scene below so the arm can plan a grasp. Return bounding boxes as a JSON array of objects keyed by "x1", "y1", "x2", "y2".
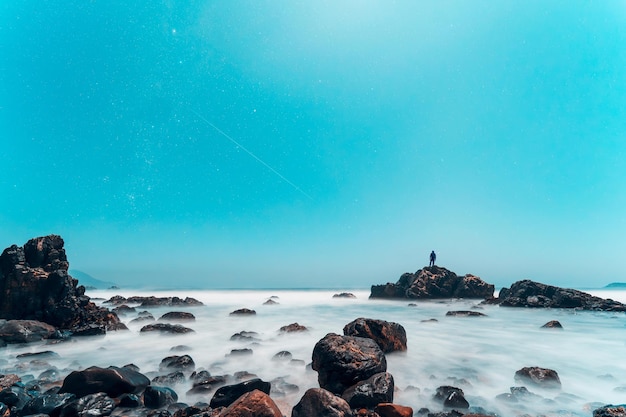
[{"x1": 429, "y1": 250, "x2": 436, "y2": 267}]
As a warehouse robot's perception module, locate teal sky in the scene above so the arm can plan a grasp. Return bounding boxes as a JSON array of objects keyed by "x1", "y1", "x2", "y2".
[{"x1": 2, "y1": 1, "x2": 625, "y2": 289}]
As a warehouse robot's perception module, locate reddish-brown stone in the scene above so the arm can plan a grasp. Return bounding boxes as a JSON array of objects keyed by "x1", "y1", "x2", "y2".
[{"x1": 375, "y1": 403, "x2": 414, "y2": 417}]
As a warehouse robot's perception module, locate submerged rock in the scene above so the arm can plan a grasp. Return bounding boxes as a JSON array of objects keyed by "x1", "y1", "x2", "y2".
[
  {"x1": 140, "y1": 324, "x2": 195, "y2": 334},
  {"x1": 209, "y1": 378, "x2": 271, "y2": 409},
  {"x1": 370, "y1": 266, "x2": 494, "y2": 300}
]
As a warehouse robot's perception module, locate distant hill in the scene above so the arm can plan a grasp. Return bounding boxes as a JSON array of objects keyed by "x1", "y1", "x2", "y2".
[
  {"x1": 69, "y1": 269, "x2": 117, "y2": 289},
  {"x1": 604, "y1": 282, "x2": 626, "y2": 289}
]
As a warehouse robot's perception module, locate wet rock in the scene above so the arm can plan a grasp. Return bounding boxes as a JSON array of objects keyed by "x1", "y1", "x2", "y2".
[
  {"x1": 263, "y1": 299, "x2": 279, "y2": 305},
  {"x1": 342, "y1": 372, "x2": 394, "y2": 408},
  {"x1": 158, "y1": 312, "x2": 195, "y2": 322},
  {"x1": 143, "y1": 386, "x2": 178, "y2": 409},
  {"x1": 59, "y1": 366, "x2": 150, "y2": 398},
  {"x1": 0, "y1": 374, "x2": 20, "y2": 390},
  {"x1": 0, "y1": 386, "x2": 31, "y2": 408},
  {"x1": 190, "y1": 370, "x2": 211, "y2": 383},
  {"x1": 269, "y1": 377, "x2": 299, "y2": 397},
  {"x1": 445, "y1": 311, "x2": 487, "y2": 317},
  {"x1": 187, "y1": 375, "x2": 228, "y2": 396},
  {"x1": 593, "y1": 404, "x2": 626, "y2": 417},
  {"x1": 129, "y1": 296, "x2": 203, "y2": 308},
  {"x1": 497, "y1": 280, "x2": 626, "y2": 311},
  {"x1": 112, "y1": 305, "x2": 136, "y2": 315},
  {"x1": 279, "y1": 323, "x2": 308, "y2": 333},
  {"x1": 229, "y1": 309, "x2": 256, "y2": 316},
  {"x1": 0, "y1": 402, "x2": 9, "y2": 417},
  {"x1": 433, "y1": 386, "x2": 469, "y2": 409},
  {"x1": 209, "y1": 378, "x2": 270, "y2": 408},
  {"x1": 152, "y1": 372, "x2": 185, "y2": 386},
  {"x1": 233, "y1": 371, "x2": 257, "y2": 381},
  {"x1": 230, "y1": 331, "x2": 260, "y2": 342},
  {"x1": 0, "y1": 235, "x2": 120, "y2": 332},
  {"x1": 541, "y1": 320, "x2": 563, "y2": 329},
  {"x1": 375, "y1": 403, "x2": 414, "y2": 417},
  {"x1": 291, "y1": 388, "x2": 352, "y2": 417},
  {"x1": 226, "y1": 349, "x2": 252, "y2": 357},
  {"x1": 59, "y1": 392, "x2": 115, "y2": 417},
  {"x1": 117, "y1": 393, "x2": 141, "y2": 408},
  {"x1": 170, "y1": 345, "x2": 191, "y2": 352},
  {"x1": 140, "y1": 324, "x2": 194, "y2": 334},
  {"x1": 333, "y1": 293, "x2": 356, "y2": 299},
  {"x1": 21, "y1": 392, "x2": 76, "y2": 417},
  {"x1": 218, "y1": 389, "x2": 282, "y2": 417},
  {"x1": 514, "y1": 367, "x2": 561, "y2": 389},
  {"x1": 17, "y1": 351, "x2": 59, "y2": 361},
  {"x1": 0, "y1": 320, "x2": 56, "y2": 344},
  {"x1": 159, "y1": 355, "x2": 195, "y2": 372},
  {"x1": 130, "y1": 315, "x2": 155, "y2": 325},
  {"x1": 38, "y1": 368, "x2": 63, "y2": 382},
  {"x1": 272, "y1": 351, "x2": 292, "y2": 361},
  {"x1": 343, "y1": 318, "x2": 407, "y2": 353},
  {"x1": 312, "y1": 333, "x2": 387, "y2": 395},
  {"x1": 370, "y1": 266, "x2": 494, "y2": 300}
]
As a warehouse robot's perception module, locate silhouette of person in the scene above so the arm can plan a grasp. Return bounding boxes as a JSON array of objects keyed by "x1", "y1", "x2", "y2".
[{"x1": 429, "y1": 250, "x2": 436, "y2": 267}]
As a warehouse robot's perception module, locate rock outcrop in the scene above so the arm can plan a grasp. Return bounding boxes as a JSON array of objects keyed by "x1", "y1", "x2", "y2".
[
  {"x1": 0, "y1": 235, "x2": 121, "y2": 335},
  {"x1": 496, "y1": 280, "x2": 626, "y2": 311},
  {"x1": 370, "y1": 266, "x2": 494, "y2": 300}
]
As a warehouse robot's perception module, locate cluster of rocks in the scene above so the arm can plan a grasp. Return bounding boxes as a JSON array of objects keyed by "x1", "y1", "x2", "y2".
[
  {"x1": 490, "y1": 279, "x2": 626, "y2": 311},
  {"x1": 370, "y1": 266, "x2": 494, "y2": 300},
  {"x1": 104, "y1": 296, "x2": 203, "y2": 308},
  {"x1": 0, "y1": 236, "x2": 123, "y2": 341}
]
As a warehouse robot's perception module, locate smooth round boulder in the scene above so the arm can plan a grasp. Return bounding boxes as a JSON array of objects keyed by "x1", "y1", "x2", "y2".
[
  {"x1": 343, "y1": 318, "x2": 407, "y2": 353},
  {"x1": 219, "y1": 389, "x2": 282, "y2": 417},
  {"x1": 158, "y1": 312, "x2": 196, "y2": 322},
  {"x1": 312, "y1": 333, "x2": 387, "y2": 395},
  {"x1": 59, "y1": 366, "x2": 150, "y2": 398},
  {"x1": 291, "y1": 388, "x2": 352, "y2": 417}
]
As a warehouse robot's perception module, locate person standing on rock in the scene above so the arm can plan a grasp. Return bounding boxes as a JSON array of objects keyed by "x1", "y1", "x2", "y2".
[{"x1": 429, "y1": 250, "x2": 436, "y2": 267}]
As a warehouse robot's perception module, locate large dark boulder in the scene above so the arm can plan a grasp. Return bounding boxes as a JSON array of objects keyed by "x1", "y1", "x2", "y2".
[
  {"x1": 343, "y1": 318, "x2": 407, "y2": 353},
  {"x1": 496, "y1": 280, "x2": 626, "y2": 311},
  {"x1": 143, "y1": 386, "x2": 178, "y2": 409},
  {"x1": 59, "y1": 366, "x2": 150, "y2": 398},
  {"x1": 341, "y1": 372, "x2": 394, "y2": 408},
  {"x1": 209, "y1": 378, "x2": 270, "y2": 408},
  {"x1": 0, "y1": 236, "x2": 120, "y2": 333},
  {"x1": 291, "y1": 388, "x2": 352, "y2": 417},
  {"x1": 218, "y1": 389, "x2": 282, "y2": 417},
  {"x1": 312, "y1": 333, "x2": 387, "y2": 395},
  {"x1": 370, "y1": 266, "x2": 494, "y2": 300}
]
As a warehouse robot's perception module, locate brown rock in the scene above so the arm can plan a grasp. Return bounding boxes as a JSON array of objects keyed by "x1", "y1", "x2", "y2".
[
  {"x1": 375, "y1": 403, "x2": 414, "y2": 417},
  {"x1": 0, "y1": 320, "x2": 56, "y2": 343},
  {"x1": 514, "y1": 366, "x2": 561, "y2": 389},
  {"x1": 343, "y1": 318, "x2": 407, "y2": 353},
  {"x1": 291, "y1": 388, "x2": 352, "y2": 417},
  {"x1": 219, "y1": 389, "x2": 282, "y2": 417},
  {"x1": 593, "y1": 405, "x2": 626, "y2": 417},
  {"x1": 0, "y1": 374, "x2": 20, "y2": 390},
  {"x1": 229, "y1": 309, "x2": 256, "y2": 316},
  {"x1": 541, "y1": 320, "x2": 563, "y2": 329},
  {"x1": 279, "y1": 323, "x2": 308, "y2": 333}
]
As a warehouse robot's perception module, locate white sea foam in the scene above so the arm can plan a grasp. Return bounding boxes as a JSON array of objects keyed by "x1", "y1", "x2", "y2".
[{"x1": 2, "y1": 288, "x2": 626, "y2": 415}]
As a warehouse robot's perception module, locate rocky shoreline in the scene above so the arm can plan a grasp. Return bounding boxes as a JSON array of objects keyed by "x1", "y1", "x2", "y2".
[{"x1": 2, "y1": 236, "x2": 626, "y2": 417}]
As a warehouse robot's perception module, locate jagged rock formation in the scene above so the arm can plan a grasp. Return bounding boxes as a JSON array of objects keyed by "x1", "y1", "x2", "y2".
[
  {"x1": 495, "y1": 280, "x2": 626, "y2": 311},
  {"x1": 370, "y1": 266, "x2": 494, "y2": 300},
  {"x1": 0, "y1": 235, "x2": 121, "y2": 334}
]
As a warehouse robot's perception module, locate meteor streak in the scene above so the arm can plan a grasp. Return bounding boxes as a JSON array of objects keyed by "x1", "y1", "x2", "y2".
[{"x1": 191, "y1": 110, "x2": 314, "y2": 201}]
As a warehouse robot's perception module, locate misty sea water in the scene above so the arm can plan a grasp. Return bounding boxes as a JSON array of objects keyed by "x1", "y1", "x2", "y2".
[{"x1": 2, "y1": 288, "x2": 626, "y2": 416}]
